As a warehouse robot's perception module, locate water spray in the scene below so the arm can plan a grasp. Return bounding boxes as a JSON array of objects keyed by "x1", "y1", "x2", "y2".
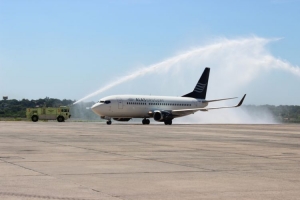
[{"x1": 74, "y1": 37, "x2": 300, "y2": 105}]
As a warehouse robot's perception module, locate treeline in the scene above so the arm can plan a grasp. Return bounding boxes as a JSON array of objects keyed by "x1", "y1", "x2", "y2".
[
  {"x1": 244, "y1": 105, "x2": 300, "y2": 123},
  {"x1": 0, "y1": 97, "x2": 98, "y2": 120},
  {"x1": 0, "y1": 98, "x2": 300, "y2": 122}
]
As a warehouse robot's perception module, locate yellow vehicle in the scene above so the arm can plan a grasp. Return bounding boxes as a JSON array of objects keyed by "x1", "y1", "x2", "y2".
[{"x1": 26, "y1": 106, "x2": 71, "y2": 122}]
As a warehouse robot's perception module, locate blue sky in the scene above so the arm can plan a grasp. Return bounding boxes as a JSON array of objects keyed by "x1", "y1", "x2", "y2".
[{"x1": 0, "y1": 0, "x2": 300, "y2": 105}]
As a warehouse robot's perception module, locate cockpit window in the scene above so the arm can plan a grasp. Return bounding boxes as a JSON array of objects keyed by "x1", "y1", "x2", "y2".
[{"x1": 99, "y1": 100, "x2": 111, "y2": 104}]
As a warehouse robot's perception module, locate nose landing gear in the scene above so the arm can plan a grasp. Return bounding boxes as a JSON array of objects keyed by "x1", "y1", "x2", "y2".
[{"x1": 142, "y1": 118, "x2": 150, "y2": 125}]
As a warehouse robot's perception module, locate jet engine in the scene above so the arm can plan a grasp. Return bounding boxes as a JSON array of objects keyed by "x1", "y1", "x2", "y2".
[
  {"x1": 113, "y1": 118, "x2": 131, "y2": 121},
  {"x1": 153, "y1": 110, "x2": 173, "y2": 122}
]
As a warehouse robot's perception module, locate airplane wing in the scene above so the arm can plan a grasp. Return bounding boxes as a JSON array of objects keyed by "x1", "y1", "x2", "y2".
[{"x1": 170, "y1": 94, "x2": 246, "y2": 117}]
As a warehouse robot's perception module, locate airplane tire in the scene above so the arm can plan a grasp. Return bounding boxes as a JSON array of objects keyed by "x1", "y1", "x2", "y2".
[
  {"x1": 164, "y1": 120, "x2": 172, "y2": 125},
  {"x1": 31, "y1": 115, "x2": 39, "y2": 122},
  {"x1": 57, "y1": 116, "x2": 64, "y2": 122},
  {"x1": 143, "y1": 119, "x2": 150, "y2": 125},
  {"x1": 107, "y1": 121, "x2": 112, "y2": 125}
]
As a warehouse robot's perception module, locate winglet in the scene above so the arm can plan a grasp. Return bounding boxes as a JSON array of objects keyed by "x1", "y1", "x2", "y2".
[{"x1": 236, "y1": 94, "x2": 246, "y2": 107}]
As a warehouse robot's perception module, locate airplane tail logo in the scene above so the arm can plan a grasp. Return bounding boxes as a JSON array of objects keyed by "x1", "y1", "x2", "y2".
[
  {"x1": 194, "y1": 82, "x2": 207, "y2": 93},
  {"x1": 182, "y1": 67, "x2": 210, "y2": 99}
]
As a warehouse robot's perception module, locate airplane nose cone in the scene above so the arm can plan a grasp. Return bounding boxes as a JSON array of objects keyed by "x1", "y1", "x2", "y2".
[
  {"x1": 91, "y1": 103, "x2": 101, "y2": 115},
  {"x1": 91, "y1": 103, "x2": 97, "y2": 110}
]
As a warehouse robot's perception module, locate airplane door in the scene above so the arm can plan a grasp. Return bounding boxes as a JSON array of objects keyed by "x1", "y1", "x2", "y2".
[{"x1": 118, "y1": 99, "x2": 123, "y2": 109}]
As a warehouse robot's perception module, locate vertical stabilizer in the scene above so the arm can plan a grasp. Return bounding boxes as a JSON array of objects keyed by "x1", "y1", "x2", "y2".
[{"x1": 182, "y1": 67, "x2": 210, "y2": 99}]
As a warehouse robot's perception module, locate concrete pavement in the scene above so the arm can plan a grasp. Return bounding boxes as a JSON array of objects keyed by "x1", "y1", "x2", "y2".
[{"x1": 0, "y1": 122, "x2": 300, "y2": 200}]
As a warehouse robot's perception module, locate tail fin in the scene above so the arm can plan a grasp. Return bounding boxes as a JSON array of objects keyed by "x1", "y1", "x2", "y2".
[{"x1": 182, "y1": 67, "x2": 210, "y2": 99}]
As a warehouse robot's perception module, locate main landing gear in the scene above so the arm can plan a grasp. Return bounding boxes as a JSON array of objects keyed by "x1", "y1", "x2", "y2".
[
  {"x1": 142, "y1": 118, "x2": 150, "y2": 125},
  {"x1": 164, "y1": 119, "x2": 172, "y2": 125},
  {"x1": 106, "y1": 120, "x2": 112, "y2": 125}
]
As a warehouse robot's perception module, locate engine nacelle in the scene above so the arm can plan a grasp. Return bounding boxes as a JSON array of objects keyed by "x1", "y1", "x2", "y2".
[
  {"x1": 113, "y1": 118, "x2": 131, "y2": 121},
  {"x1": 153, "y1": 111, "x2": 164, "y2": 122},
  {"x1": 153, "y1": 110, "x2": 173, "y2": 122}
]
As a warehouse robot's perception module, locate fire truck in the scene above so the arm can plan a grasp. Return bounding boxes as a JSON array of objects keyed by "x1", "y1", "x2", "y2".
[{"x1": 26, "y1": 106, "x2": 71, "y2": 122}]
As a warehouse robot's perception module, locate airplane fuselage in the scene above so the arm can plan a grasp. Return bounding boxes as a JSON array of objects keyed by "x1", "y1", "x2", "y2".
[{"x1": 91, "y1": 95, "x2": 208, "y2": 118}]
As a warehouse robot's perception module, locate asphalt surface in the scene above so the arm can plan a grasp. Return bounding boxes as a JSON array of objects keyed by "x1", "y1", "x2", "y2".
[{"x1": 0, "y1": 122, "x2": 300, "y2": 200}]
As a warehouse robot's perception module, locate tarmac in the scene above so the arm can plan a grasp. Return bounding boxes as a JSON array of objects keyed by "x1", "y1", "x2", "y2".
[{"x1": 0, "y1": 122, "x2": 300, "y2": 200}]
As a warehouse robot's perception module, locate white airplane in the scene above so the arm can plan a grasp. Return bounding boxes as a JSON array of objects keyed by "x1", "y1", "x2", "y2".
[{"x1": 91, "y1": 67, "x2": 246, "y2": 125}]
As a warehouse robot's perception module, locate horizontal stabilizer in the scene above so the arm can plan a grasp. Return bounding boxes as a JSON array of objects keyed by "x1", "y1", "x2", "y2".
[{"x1": 203, "y1": 97, "x2": 237, "y2": 103}]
